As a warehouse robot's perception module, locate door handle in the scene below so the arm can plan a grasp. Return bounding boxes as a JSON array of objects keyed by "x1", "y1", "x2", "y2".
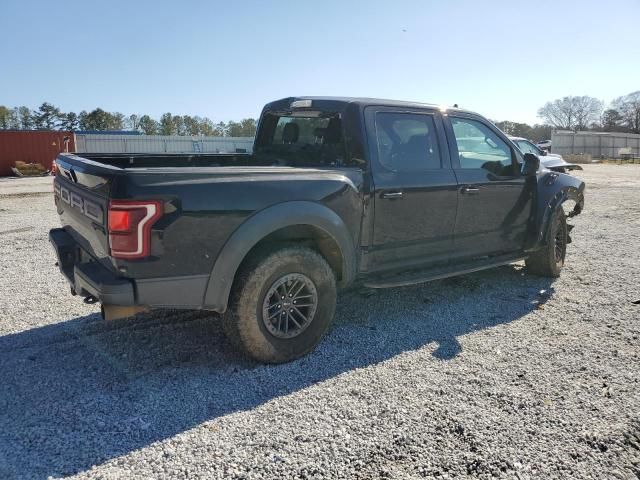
[
  {"x1": 460, "y1": 186, "x2": 480, "y2": 195},
  {"x1": 381, "y1": 191, "x2": 404, "y2": 199}
]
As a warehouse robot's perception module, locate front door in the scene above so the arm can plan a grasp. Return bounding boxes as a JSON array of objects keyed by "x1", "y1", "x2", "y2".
[
  {"x1": 365, "y1": 107, "x2": 459, "y2": 273},
  {"x1": 445, "y1": 115, "x2": 533, "y2": 259}
]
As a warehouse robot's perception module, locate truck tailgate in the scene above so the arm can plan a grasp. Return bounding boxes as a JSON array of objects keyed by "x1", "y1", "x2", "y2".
[{"x1": 53, "y1": 160, "x2": 112, "y2": 263}]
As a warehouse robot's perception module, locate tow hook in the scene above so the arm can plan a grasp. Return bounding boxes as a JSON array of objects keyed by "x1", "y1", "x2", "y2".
[{"x1": 84, "y1": 295, "x2": 98, "y2": 304}]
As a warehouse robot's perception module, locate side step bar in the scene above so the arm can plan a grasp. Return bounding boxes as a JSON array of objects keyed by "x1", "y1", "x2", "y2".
[{"x1": 364, "y1": 254, "x2": 526, "y2": 289}]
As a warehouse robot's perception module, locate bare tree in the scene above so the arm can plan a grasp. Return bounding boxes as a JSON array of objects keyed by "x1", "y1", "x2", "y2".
[
  {"x1": 612, "y1": 91, "x2": 640, "y2": 133},
  {"x1": 537, "y1": 96, "x2": 603, "y2": 131}
]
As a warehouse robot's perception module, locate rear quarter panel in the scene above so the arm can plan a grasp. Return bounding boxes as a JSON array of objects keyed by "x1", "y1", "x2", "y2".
[{"x1": 117, "y1": 167, "x2": 365, "y2": 279}]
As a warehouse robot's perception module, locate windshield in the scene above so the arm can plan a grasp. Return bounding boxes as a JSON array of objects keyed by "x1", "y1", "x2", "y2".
[
  {"x1": 515, "y1": 140, "x2": 541, "y2": 155},
  {"x1": 255, "y1": 113, "x2": 346, "y2": 167}
]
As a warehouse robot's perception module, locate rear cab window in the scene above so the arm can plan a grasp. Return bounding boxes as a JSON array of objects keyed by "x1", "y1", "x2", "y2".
[{"x1": 255, "y1": 112, "x2": 347, "y2": 167}]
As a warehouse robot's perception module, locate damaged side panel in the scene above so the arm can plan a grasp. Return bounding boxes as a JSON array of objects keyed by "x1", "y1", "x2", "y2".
[{"x1": 526, "y1": 171, "x2": 585, "y2": 251}]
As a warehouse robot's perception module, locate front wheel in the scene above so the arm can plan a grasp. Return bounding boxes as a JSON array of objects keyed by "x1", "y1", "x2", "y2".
[
  {"x1": 222, "y1": 246, "x2": 337, "y2": 363},
  {"x1": 525, "y1": 208, "x2": 568, "y2": 277}
]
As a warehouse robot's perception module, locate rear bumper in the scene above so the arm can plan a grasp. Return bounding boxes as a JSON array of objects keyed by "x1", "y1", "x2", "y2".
[
  {"x1": 49, "y1": 228, "x2": 135, "y2": 304},
  {"x1": 49, "y1": 228, "x2": 210, "y2": 309}
]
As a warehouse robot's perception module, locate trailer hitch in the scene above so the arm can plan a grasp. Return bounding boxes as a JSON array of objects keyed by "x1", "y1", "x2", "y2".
[{"x1": 84, "y1": 295, "x2": 98, "y2": 304}]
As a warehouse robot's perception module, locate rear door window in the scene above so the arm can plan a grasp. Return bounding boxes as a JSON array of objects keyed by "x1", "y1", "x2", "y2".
[{"x1": 374, "y1": 112, "x2": 442, "y2": 172}]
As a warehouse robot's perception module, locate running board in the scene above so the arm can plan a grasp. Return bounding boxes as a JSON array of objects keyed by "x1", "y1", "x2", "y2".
[{"x1": 364, "y1": 254, "x2": 526, "y2": 289}]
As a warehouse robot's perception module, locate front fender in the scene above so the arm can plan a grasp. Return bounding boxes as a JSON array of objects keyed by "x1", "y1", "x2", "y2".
[
  {"x1": 202, "y1": 201, "x2": 357, "y2": 312},
  {"x1": 527, "y1": 172, "x2": 585, "y2": 250}
]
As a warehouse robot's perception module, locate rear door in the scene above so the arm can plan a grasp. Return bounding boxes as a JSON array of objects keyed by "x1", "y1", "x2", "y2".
[
  {"x1": 444, "y1": 114, "x2": 533, "y2": 259},
  {"x1": 364, "y1": 106, "x2": 458, "y2": 273}
]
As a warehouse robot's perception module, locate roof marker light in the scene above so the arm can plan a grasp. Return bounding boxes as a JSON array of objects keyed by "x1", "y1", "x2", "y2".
[{"x1": 291, "y1": 100, "x2": 312, "y2": 108}]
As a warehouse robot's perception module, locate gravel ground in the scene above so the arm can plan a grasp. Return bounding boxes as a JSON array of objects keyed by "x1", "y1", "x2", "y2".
[
  {"x1": 0, "y1": 176, "x2": 52, "y2": 196},
  {"x1": 0, "y1": 165, "x2": 639, "y2": 479}
]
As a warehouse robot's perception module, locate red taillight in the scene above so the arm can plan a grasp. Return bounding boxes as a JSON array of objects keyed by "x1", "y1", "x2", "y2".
[
  {"x1": 108, "y1": 210, "x2": 132, "y2": 232},
  {"x1": 108, "y1": 200, "x2": 162, "y2": 259}
]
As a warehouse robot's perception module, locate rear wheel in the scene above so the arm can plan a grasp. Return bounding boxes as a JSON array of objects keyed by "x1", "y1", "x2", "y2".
[
  {"x1": 222, "y1": 246, "x2": 337, "y2": 363},
  {"x1": 525, "y1": 208, "x2": 567, "y2": 277}
]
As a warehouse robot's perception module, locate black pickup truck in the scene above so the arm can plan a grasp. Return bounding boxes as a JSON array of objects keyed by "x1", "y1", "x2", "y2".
[{"x1": 50, "y1": 97, "x2": 585, "y2": 363}]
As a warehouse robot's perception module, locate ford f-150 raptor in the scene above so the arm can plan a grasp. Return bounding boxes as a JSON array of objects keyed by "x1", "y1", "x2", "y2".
[{"x1": 50, "y1": 97, "x2": 585, "y2": 363}]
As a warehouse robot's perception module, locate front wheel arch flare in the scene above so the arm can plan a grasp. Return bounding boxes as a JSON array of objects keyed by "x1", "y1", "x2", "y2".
[{"x1": 536, "y1": 186, "x2": 583, "y2": 246}]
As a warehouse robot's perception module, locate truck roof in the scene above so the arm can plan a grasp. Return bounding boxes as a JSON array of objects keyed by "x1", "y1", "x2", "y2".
[{"x1": 264, "y1": 96, "x2": 476, "y2": 116}]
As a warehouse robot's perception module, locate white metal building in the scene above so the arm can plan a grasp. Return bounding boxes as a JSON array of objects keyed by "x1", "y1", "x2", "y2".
[
  {"x1": 551, "y1": 131, "x2": 640, "y2": 158},
  {"x1": 74, "y1": 134, "x2": 254, "y2": 154}
]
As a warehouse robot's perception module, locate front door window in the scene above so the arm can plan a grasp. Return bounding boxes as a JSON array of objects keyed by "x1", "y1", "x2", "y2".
[{"x1": 451, "y1": 117, "x2": 516, "y2": 176}]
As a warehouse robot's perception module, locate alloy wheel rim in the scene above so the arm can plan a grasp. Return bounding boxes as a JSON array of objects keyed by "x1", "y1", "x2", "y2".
[{"x1": 262, "y1": 273, "x2": 318, "y2": 339}]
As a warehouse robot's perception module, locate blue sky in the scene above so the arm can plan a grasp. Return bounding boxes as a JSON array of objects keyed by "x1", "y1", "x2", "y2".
[{"x1": 1, "y1": 0, "x2": 638, "y2": 125}]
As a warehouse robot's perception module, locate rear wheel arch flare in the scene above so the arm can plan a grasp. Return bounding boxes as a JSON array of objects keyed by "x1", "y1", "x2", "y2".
[
  {"x1": 202, "y1": 201, "x2": 356, "y2": 312},
  {"x1": 238, "y1": 224, "x2": 345, "y2": 282}
]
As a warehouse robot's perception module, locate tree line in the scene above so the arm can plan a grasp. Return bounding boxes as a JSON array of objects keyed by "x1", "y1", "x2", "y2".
[
  {"x1": 494, "y1": 90, "x2": 639, "y2": 141},
  {"x1": 536, "y1": 90, "x2": 640, "y2": 134},
  {"x1": 1, "y1": 90, "x2": 639, "y2": 141},
  {"x1": 0, "y1": 102, "x2": 257, "y2": 137}
]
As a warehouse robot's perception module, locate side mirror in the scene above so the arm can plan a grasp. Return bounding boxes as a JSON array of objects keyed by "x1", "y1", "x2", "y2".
[
  {"x1": 522, "y1": 153, "x2": 540, "y2": 176},
  {"x1": 540, "y1": 149, "x2": 547, "y2": 156}
]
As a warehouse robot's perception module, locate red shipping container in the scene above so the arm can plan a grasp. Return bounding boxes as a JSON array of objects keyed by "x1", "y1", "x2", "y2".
[{"x1": 0, "y1": 131, "x2": 75, "y2": 176}]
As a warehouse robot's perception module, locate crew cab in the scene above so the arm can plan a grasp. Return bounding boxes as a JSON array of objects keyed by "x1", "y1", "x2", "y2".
[{"x1": 50, "y1": 97, "x2": 585, "y2": 363}]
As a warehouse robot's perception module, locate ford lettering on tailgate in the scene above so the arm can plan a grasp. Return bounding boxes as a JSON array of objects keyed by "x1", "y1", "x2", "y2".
[{"x1": 54, "y1": 181, "x2": 104, "y2": 223}]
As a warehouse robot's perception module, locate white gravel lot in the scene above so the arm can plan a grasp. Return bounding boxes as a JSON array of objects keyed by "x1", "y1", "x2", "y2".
[{"x1": 0, "y1": 165, "x2": 639, "y2": 479}]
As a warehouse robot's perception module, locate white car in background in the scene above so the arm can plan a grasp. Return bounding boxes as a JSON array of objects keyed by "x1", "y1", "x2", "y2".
[
  {"x1": 509, "y1": 136, "x2": 583, "y2": 173},
  {"x1": 536, "y1": 139, "x2": 552, "y2": 151}
]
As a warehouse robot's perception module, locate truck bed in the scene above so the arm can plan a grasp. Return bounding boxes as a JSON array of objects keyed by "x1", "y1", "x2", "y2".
[
  {"x1": 53, "y1": 152, "x2": 364, "y2": 285},
  {"x1": 74, "y1": 152, "x2": 256, "y2": 169}
]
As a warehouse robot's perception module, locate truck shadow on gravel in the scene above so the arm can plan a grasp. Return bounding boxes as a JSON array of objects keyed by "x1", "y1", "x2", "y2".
[{"x1": 0, "y1": 264, "x2": 553, "y2": 478}]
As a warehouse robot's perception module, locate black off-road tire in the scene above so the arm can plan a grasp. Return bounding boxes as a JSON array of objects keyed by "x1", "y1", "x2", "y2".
[
  {"x1": 525, "y1": 208, "x2": 568, "y2": 277},
  {"x1": 222, "y1": 246, "x2": 337, "y2": 363}
]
